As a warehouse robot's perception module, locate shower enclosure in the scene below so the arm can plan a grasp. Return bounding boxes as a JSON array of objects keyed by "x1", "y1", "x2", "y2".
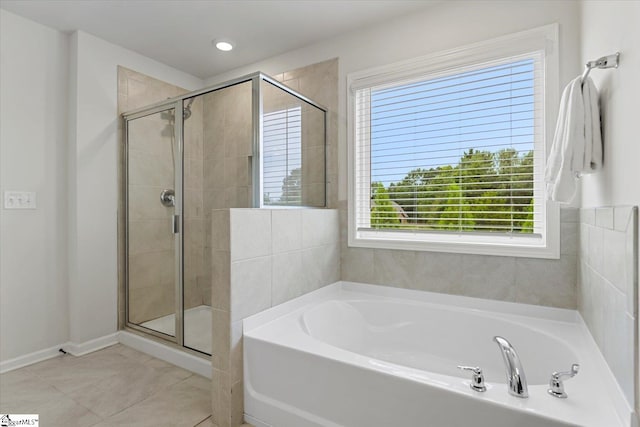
[{"x1": 122, "y1": 73, "x2": 326, "y2": 355}]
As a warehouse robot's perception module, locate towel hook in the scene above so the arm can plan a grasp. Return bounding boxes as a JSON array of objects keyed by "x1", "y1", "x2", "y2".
[{"x1": 581, "y1": 52, "x2": 620, "y2": 84}]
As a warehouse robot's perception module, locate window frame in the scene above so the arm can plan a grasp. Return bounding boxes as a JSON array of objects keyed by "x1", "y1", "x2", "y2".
[{"x1": 347, "y1": 24, "x2": 560, "y2": 259}]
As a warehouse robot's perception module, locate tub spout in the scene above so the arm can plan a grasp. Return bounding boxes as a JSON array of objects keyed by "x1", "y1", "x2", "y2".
[{"x1": 493, "y1": 336, "x2": 528, "y2": 398}]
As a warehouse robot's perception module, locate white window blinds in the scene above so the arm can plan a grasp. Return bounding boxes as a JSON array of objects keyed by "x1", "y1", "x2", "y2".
[
  {"x1": 354, "y1": 53, "x2": 545, "y2": 236},
  {"x1": 263, "y1": 106, "x2": 302, "y2": 205}
]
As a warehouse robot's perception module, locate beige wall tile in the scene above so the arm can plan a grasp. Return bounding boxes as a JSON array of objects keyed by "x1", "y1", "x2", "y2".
[
  {"x1": 128, "y1": 220, "x2": 175, "y2": 255},
  {"x1": 231, "y1": 380, "x2": 244, "y2": 427},
  {"x1": 341, "y1": 246, "x2": 376, "y2": 284},
  {"x1": 561, "y1": 222, "x2": 579, "y2": 255},
  {"x1": 185, "y1": 157, "x2": 204, "y2": 189},
  {"x1": 127, "y1": 149, "x2": 174, "y2": 188},
  {"x1": 230, "y1": 209, "x2": 272, "y2": 261},
  {"x1": 212, "y1": 250, "x2": 230, "y2": 312},
  {"x1": 211, "y1": 308, "x2": 230, "y2": 371},
  {"x1": 204, "y1": 155, "x2": 226, "y2": 190},
  {"x1": 602, "y1": 228, "x2": 628, "y2": 293},
  {"x1": 184, "y1": 188, "x2": 204, "y2": 219},
  {"x1": 515, "y1": 256, "x2": 576, "y2": 308},
  {"x1": 211, "y1": 210, "x2": 230, "y2": 251},
  {"x1": 372, "y1": 249, "x2": 417, "y2": 289},
  {"x1": 588, "y1": 225, "x2": 604, "y2": 273},
  {"x1": 129, "y1": 283, "x2": 174, "y2": 324},
  {"x1": 301, "y1": 145, "x2": 325, "y2": 184},
  {"x1": 413, "y1": 252, "x2": 464, "y2": 295},
  {"x1": 301, "y1": 208, "x2": 339, "y2": 248},
  {"x1": 230, "y1": 321, "x2": 243, "y2": 385},
  {"x1": 204, "y1": 189, "x2": 229, "y2": 214},
  {"x1": 301, "y1": 243, "x2": 340, "y2": 293},
  {"x1": 560, "y1": 206, "x2": 579, "y2": 223},
  {"x1": 461, "y1": 255, "x2": 516, "y2": 302},
  {"x1": 211, "y1": 368, "x2": 231, "y2": 427},
  {"x1": 127, "y1": 115, "x2": 173, "y2": 155},
  {"x1": 230, "y1": 256, "x2": 272, "y2": 322},
  {"x1": 271, "y1": 251, "x2": 304, "y2": 305},
  {"x1": 128, "y1": 251, "x2": 174, "y2": 291},
  {"x1": 128, "y1": 186, "x2": 174, "y2": 221},
  {"x1": 271, "y1": 209, "x2": 302, "y2": 254}
]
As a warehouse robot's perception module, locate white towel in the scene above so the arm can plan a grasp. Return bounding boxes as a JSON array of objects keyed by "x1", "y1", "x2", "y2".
[{"x1": 545, "y1": 76, "x2": 602, "y2": 204}]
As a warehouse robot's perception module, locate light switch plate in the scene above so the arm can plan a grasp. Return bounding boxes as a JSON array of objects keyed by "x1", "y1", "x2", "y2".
[{"x1": 4, "y1": 191, "x2": 37, "y2": 209}]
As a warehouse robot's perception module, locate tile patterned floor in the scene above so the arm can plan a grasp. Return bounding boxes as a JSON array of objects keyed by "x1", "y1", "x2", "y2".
[{"x1": 0, "y1": 344, "x2": 215, "y2": 427}]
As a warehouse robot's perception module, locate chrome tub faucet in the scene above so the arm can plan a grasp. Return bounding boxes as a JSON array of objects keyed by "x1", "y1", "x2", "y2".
[{"x1": 493, "y1": 336, "x2": 529, "y2": 398}]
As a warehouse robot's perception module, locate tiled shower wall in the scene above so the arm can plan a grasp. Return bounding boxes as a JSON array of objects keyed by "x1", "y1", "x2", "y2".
[
  {"x1": 200, "y1": 81, "x2": 254, "y2": 311},
  {"x1": 578, "y1": 206, "x2": 638, "y2": 404},
  {"x1": 183, "y1": 96, "x2": 208, "y2": 310},
  {"x1": 209, "y1": 208, "x2": 339, "y2": 427}
]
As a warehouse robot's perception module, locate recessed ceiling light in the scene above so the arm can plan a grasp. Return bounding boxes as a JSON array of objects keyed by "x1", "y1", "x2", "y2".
[{"x1": 214, "y1": 39, "x2": 234, "y2": 52}]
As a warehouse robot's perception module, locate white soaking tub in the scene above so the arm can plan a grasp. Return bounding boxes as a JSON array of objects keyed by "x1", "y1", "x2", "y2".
[{"x1": 243, "y1": 282, "x2": 630, "y2": 427}]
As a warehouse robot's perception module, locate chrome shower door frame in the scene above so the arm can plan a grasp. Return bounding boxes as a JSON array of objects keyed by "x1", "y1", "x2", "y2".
[{"x1": 122, "y1": 100, "x2": 184, "y2": 345}]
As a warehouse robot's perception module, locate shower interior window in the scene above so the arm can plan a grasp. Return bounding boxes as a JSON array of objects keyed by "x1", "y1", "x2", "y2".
[{"x1": 263, "y1": 106, "x2": 303, "y2": 205}]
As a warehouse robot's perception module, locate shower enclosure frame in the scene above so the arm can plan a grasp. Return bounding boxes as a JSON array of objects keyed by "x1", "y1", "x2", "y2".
[{"x1": 121, "y1": 72, "x2": 328, "y2": 354}]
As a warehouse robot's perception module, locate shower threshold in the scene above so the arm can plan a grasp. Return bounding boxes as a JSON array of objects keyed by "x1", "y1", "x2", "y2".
[{"x1": 139, "y1": 305, "x2": 211, "y2": 355}]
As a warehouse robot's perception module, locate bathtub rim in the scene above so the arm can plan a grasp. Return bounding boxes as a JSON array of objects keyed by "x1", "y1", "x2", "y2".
[
  {"x1": 244, "y1": 280, "x2": 633, "y2": 426},
  {"x1": 244, "y1": 281, "x2": 581, "y2": 332}
]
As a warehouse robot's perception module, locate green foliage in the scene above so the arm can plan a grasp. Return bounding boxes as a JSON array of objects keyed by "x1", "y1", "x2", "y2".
[
  {"x1": 371, "y1": 148, "x2": 535, "y2": 233},
  {"x1": 371, "y1": 182, "x2": 402, "y2": 228},
  {"x1": 280, "y1": 167, "x2": 301, "y2": 205}
]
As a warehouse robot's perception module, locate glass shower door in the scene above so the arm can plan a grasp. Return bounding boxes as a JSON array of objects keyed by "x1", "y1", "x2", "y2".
[{"x1": 126, "y1": 107, "x2": 180, "y2": 340}]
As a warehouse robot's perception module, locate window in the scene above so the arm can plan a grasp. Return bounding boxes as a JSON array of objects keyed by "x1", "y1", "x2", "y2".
[
  {"x1": 263, "y1": 106, "x2": 303, "y2": 205},
  {"x1": 348, "y1": 25, "x2": 560, "y2": 258}
]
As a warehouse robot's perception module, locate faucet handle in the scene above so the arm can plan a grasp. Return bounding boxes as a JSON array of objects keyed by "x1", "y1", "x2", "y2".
[
  {"x1": 457, "y1": 365, "x2": 487, "y2": 392},
  {"x1": 548, "y1": 363, "x2": 579, "y2": 398}
]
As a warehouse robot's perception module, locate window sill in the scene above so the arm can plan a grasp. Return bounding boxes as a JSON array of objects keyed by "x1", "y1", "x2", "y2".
[{"x1": 348, "y1": 230, "x2": 560, "y2": 259}]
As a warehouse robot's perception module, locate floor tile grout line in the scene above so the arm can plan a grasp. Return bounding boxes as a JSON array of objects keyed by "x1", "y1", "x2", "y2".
[
  {"x1": 193, "y1": 414, "x2": 213, "y2": 426},
  {"x1": 91, "y1": 370, "x2": 198, "y2": 422}
]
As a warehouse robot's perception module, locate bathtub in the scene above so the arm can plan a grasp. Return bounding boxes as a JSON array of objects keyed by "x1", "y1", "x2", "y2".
[{"x1": 243, "y1": 282, "x2": 630, "y2": 427}]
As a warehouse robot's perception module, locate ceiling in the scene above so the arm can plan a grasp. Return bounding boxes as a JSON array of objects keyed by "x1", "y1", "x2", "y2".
[{"x1": 0, "y1": 0, "x2": 437, "y2": 79}]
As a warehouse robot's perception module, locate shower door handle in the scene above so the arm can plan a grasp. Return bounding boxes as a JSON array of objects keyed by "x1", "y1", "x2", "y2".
[{"x1": 172, "y1": 214, "x2": 180, "y2": 234}]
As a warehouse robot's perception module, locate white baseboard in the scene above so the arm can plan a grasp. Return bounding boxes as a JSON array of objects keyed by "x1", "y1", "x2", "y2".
[
  {"x1": 1, "y1": 331, "x2": 210, "y2": 379},
  {"x1": 0, "y1": 344, "x2": 65, "y2": 374},
  {"x1": 64, "y1": 333, "x2": 119, "y2": 356},
  {"x1": 0, "y1": 332, "x2": 118, "y2": 374},
  {"x1": 117, "y1": 331, "x2": 211, "y2": 378}
]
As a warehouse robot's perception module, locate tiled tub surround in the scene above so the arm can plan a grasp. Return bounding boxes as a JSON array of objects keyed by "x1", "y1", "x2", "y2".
[
  {"x1": 210, "y1": 208, "x2": 340, "y2": 427},
  {"x1": 578, "y1": 206, "x2": 638, "y2": 406},
  {"x1": 341, "y1": 204, "x2": 580, "y2": 309},
  {"x1": 243, "y1": 282, "x2": 629, "y2": 427}
]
